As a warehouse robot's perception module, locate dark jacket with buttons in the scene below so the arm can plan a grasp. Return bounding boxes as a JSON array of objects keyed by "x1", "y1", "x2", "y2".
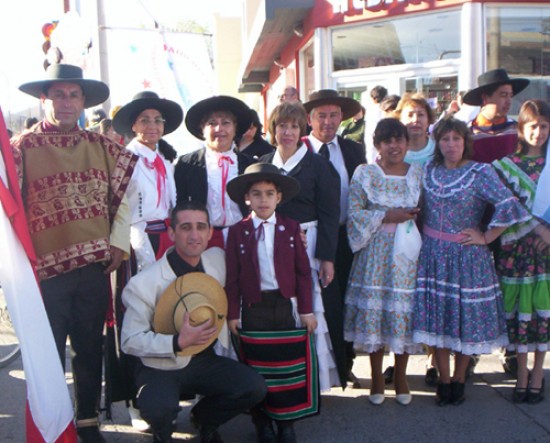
[{"x1": 225, "y1": 213, "x2": 312, "y2": 320}]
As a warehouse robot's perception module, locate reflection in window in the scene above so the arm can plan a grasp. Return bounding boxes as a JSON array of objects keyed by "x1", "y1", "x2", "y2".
[
  {"x1": 486, "y1": 6, "x2": 550, "y2": 77},
  {"x1": 332, "y1": 11, "x2": 460, "y2": 71},
  {"x1": 486, "y1": 6, "x2": 550, "y2": 104}
]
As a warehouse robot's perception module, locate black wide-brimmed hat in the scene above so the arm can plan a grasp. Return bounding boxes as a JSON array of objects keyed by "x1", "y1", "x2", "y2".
[
  {"x1": 185, "y1": 95, "x2": 252, "y2": 140},
  {"x1": 462, "y1": 69, "x2": 530, "y2": 106},
  {"x1": 19, "y1": 64, "x2": 109, "y2": 108},
  {"x1": 303, "y1": 89, "x2": 362, "y2": 120},
  {"x1": 112, "y1": 91, "x2": 183, "y2": 136},
  {"x1": 227, "y1": 162, "x2": 300, "y2": 206}
]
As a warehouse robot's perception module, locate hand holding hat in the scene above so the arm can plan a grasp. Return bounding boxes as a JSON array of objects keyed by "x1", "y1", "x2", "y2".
[{"x1": 154, "y1": 272, "x2": 228, "y2": 356}]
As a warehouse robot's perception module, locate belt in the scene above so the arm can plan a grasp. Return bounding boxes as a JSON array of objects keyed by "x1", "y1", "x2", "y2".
[{"x1": 423, "y1": 225, "x2": 467, "y2": 243}]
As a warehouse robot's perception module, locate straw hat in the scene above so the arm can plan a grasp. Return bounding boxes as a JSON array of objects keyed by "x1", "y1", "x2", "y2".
[
  {"x1": 153, "y1": 273, "x2": 228, "y2": 356},
  {"x1": 19, "y1": 64, "x2": 109, "y2": 108}
]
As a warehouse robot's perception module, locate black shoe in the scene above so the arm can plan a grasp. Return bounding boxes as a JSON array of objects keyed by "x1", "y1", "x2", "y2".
[
  {"x1": 435, "y1": 383, "x2": 451, "y2": 407},
  {"x1": 77, "y1": 426, "x2": 106, "y2": 443},
  {"x1": 502, "y1": 350, "x2": 518, "y2": 378},
  {"x1": 527, "y1": 378, "x2": 545, "y2": 404},
  {"x1": 276, "y1": 421, "x2": 297, "y2": 443},
  {"x1": 465, "y1": 356, "x2": 479, "y2": 380},
  {"x1": 424, "y1": 367, "x2": 439, "y2": 387},
  {"x1": 383, "y1": 366, "x2": 394, "y2": 385},
  {"x1": 347, "y1": 370, "x2": 361, "y2": 389},
  {"x1": 255, "y1": 421, "x2": 277, "y2": 443},
  {"x1": 200, "y1": 429, "x2": 224, "y2": 443},
  {"x1": 152, "y1": 432, "x2": 174, "y2": 443},
  {"x1": 450, "y1": 381, "x2": 465, "y2": 406},
  {"x1": 512, "y1": 386, "x2": 528, "y2": 403}
]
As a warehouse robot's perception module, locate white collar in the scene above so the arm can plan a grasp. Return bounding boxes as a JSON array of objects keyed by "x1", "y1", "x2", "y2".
[
  {"x1": 272, "y1": 145, "x2": 308, "y2": 172},
  {"x1": 308, "y1": 134, "x2": 338, "y2": 153},
  {"x1": 252, "y1": 212, "x2": 277, "y2": 228}
]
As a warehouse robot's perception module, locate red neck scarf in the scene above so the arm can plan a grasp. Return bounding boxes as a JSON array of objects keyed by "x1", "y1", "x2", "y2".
[
  {"x1": 218, "y1": 154, "x2": 234, "y2": 226},
  {"x1": 142, "y1": 153, "x2": 167, "y2": 208}
]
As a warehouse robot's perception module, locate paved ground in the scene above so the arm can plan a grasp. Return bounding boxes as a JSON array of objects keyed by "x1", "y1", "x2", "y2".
[{"x1": 0, "y1": 348, "x2": 548, "y2": 442}]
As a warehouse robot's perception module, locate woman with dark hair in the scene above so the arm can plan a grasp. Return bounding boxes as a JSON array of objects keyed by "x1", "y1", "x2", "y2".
[
  {"x1": 493, "y1": 99, "x2": 550, "y2": 404},
  {"x1": 412, "y1": 118, "x2": 531, "y2": 406},
  {"x1": 174, "y1": 95, "x2": 253, "y2": 249},
  {"x1": 344, "y1": 119, "x2": 423, "y2": 406},
  {"x1": 113, "y1": 91, "x2": 182, "y2": 271},
  {"x1": 236, "y1": 109, "x2": 274, "y2": 159},
  {"x1": 261, "y1": 101, "x2": 342, "y2": 393}
]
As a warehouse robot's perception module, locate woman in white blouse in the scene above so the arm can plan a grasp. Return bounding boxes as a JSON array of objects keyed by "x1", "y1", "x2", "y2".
[{"x1": 113, "y1": 91, "x2": 182, "y2": 271}]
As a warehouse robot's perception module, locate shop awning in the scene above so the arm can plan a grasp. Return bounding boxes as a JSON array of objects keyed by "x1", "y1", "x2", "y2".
[{"x1": 238, "y1": 0, "x2": 314, "y2": 93}]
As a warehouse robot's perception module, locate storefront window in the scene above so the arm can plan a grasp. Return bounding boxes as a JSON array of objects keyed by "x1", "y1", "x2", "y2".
[
  {"x1": 332, "y1": 10, "x2": 460, "y2": 72},
  {"x1": 486, "y1": 5, "x2": 550, "y2": 103},
  {"x1": 301, "y1": 43, "x2": 316, "y2": 98},
  {"x1": 486, "y1": 6, "x2": 550, "y2": 77}
]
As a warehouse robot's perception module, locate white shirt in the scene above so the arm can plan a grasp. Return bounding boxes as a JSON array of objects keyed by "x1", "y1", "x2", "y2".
[
  {"x1": 126, "y1": 139, "x2": 176, "y2": 224},
  {"x1": 205, "y1": 146, "x2": 243, "y2": 227},
  {"x1": 252, "y1": 212, "x2": 278, "y2": 290},
  {"x1": 308, "y1": 135, "x2": 349, "y2": 224},
  {"x1": 272, "y1": 145, "x2": 308, "y2": 174}
]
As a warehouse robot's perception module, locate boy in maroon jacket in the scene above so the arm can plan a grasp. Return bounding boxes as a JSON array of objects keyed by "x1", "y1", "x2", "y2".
[{"x1": 226, "y1": 162, "x2": 317, "y2": 443}]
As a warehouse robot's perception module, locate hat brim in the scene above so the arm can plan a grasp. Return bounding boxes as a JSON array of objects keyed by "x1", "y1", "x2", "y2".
[
  {"x1": 185, "y1": 96, "x2": 252, "y2": 140},
  {"x1": 303, "y1": 96, "x2": 362, "y2": 120},
  {"x1": 226, "y1": 170, "x2": 300, "y2": 206},
  {"x1": 112, "y1": 97, "x2": 183, "y2": 136},
  {"x1": 19, "y1": 78, "x2": 110, "y2": 108},
  {"x1": 462, "y1": 78, "x2": 530, "y2": 106},
  {"x1": 153, "y1": 273, "x2": 227, "y2": 357}
]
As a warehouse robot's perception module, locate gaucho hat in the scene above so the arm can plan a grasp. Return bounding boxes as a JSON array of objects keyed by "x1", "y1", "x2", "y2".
[
  {"x1": 153, "y1": 272, "x2": 228, "y2": 357},
  {"x1": 462, "y1": 69, "x2": 530, "y2": 106},
  {"x1": 19, "y1": 64, "x2": 109, "y2": 108},
  {"x1": 112, "y1": 91, "x2": 183, "y2": 136},
  {"x1": 227, "y1": 162, "x2": 300, "y2": 206},
  {"x1": 303, "y1": 89, "x2": 362, "y2": 120},
  {"x1": 185, "y1": 95, "x2": 252, "y2": 140}
]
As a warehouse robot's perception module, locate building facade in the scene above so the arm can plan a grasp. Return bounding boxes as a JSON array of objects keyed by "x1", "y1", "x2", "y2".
[{"x1": 237, "y1": 0, "x2": 550, "y2": 116}]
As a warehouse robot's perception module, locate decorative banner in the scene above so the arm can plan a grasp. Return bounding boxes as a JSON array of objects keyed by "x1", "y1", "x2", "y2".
[{"x1": 106, "y1": 28, "x2": 217, "y2": 154}]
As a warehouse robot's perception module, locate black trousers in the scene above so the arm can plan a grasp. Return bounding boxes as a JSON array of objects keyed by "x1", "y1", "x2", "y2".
[
  {"x1": 135, "y1": 347, "x2": 267, "y2": 440},
  {"x1": 40, "y1": 263, "x2": 109, "y2": 422},
  {"x1": 241, "y1": 291, "x2": 295, "y2": 331}
]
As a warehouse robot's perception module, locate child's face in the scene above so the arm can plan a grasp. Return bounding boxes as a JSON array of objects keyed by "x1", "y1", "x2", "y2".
[
  {"x1": 245, "y1": 181, "x2": 282, "y2": 220},
  {"x1": 522, "y1": 116, "x2": 550, "y2": 151}
]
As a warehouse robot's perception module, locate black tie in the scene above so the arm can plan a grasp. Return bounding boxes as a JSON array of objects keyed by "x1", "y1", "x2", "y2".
[{"x1": 319, "y1": 143, "x2": 330, "y2": 160}]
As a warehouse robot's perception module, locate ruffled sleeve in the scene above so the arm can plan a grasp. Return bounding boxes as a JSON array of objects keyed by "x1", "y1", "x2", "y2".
[
  {"x1": 493, "y1": 157, "x2": 540, "y2": 244},
  {"x1": 474, "y1": 163, "x2": 532, "y2": 236},
  {"x1": 347, "y1": 164, "x2": 385, "y2": 253}
]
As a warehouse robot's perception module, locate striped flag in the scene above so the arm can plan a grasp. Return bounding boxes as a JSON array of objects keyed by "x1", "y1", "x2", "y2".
[{"x1": 0, "y1": 108, "x2": 76, "y2": 443}]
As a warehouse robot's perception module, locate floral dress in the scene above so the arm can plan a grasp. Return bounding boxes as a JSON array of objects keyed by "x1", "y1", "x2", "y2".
[
  {"x1": 344, "y1": 162, "x2": 423, "y2": 354},
  {"x1": 493, "y1": 154, "x2": 550, "y2": 352},
  {"x1": 412, "y1": 161, "x2": 531, "y2": 355}
]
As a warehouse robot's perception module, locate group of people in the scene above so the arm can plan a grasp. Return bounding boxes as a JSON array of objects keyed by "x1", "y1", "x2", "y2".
[{"x1": 7, "y1": 62, "x2": 549, "y2": 443}]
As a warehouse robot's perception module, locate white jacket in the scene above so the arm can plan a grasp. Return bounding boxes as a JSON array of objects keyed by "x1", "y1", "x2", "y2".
[{"x1": 121, "y1": 246, "x2": 227, "y2": 370}]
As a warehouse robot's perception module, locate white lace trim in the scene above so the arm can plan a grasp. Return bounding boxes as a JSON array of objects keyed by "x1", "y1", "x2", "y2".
[{"x1": 412, "y1": 331, "x2": 509, "y2": 355}]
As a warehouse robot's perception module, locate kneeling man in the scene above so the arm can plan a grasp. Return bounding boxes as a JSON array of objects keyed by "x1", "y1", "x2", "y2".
[{"x1": 121, "y1": 202, "x2": 267, "y2": 443}]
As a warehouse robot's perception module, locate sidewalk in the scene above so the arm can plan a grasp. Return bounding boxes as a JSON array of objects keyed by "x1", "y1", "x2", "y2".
[{"x1": 0, "y1": 350, "x2": 548, "y2": 442}]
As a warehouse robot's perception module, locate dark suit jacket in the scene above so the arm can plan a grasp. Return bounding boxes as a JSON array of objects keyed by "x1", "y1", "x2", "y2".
[
  {"x1": 337, "y1": 135, "x2": 365, "y2": 180},
  {"x1": 173, "y1": 147, "x2": 253, "y2": 218},
  {"x1": 225, "y1": 213, "x2": 312, "y2": 320},
  {"x1": 260, "y1": 149, "x2": 340, "y2": 262}
]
